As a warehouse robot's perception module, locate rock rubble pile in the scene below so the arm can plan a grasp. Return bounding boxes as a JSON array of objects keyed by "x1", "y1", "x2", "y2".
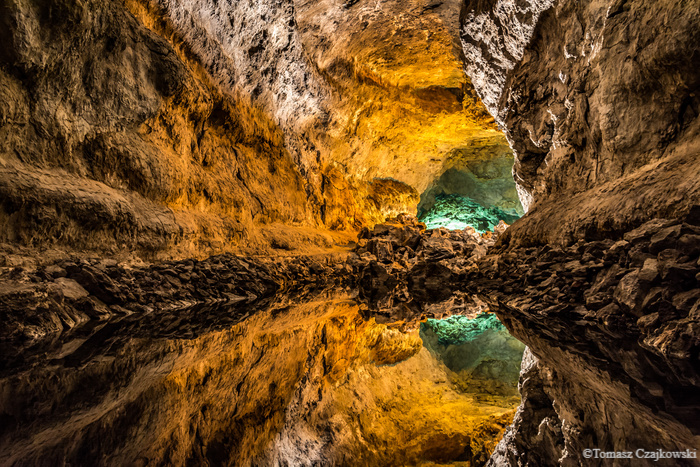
[
  {"x1": 348, "y1": 214, "x2": 508, "y2": 322},
  {"x1": 0, "y1": 252, "x2": 352, "y2": 369}
]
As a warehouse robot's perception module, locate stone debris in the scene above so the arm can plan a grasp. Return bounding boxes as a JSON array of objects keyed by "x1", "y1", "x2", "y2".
[
  {"x1": 0, "y1": 252, "x2": 354, "y2": 368},
  {"x1": 1, "y1": 210, "x2": 698, "y2": 465},
  {"x1": 348, "y1": 214, "x2": 509, "y2": 323}
]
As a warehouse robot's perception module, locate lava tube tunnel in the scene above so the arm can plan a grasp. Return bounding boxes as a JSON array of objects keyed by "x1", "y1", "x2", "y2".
[{"x1": 0, "y1": 0, "x2": 699, "y2": 466}]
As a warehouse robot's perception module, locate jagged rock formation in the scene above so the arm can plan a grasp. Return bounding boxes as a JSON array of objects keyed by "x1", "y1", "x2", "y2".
[
  {"x1": 293, "y1": 0, "x2": 507, "y2": 192},
  {"x1": 461, "y1": 0, "x2": 555, "y2": 122},
  {"x1": 486, "y1": 348, "x2": 564, "y2": 467},
  {"x1": 0, "y1": 252, "x2": 351, "y2": 368},
  {"x1": 477, "y1": 215, "x2": 700, "y2": 465},
  {"x1": 349, "y1": 214, "x2": 508, "y2": 320},
  {"x1": 0, "y1": 214, "x2": 502, "y2": 363},
  {"x1": 4, "y1": 210, "x2": 698, "y2": 465},
  {"x1": 462, "y1": 0, "x2": 700, "y2": 226},
  {"x1": 0, "y1": 0, "x2": 315, "y2": 257},
  {"x1": 419, "y1": 194, "x2": 521, "y2": 232},
  {"x1": 1, "y1": 0, "x2": 699, "y2": 465},
  {"x1": 459, "y1": 0, "x2": 700, "y2": 464},
  {"x1": 322, "y1": 212, "x2": 700, "y2": 465}
]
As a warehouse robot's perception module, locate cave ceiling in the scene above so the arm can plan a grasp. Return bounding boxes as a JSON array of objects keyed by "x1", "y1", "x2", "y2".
[
  {"x1": 0, "y1": 0, "x2": 522, "y2": 256},
  {"x1": 294, "y1": 0, "x2": 511, "y2": 194}
]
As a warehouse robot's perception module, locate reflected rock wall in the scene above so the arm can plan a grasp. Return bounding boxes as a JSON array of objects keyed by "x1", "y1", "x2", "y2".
[{"x1": 0, "y1": 296, "x2": 518, "y2": 466}]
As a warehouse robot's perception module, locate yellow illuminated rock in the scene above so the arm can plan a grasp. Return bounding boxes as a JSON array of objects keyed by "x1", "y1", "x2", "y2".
[
  {"x1": 296, "y1": 0, "x2": 509, "y2": 195},
  {"x1": 0, "y1": 297, "x2": 518, "y2": 465}
]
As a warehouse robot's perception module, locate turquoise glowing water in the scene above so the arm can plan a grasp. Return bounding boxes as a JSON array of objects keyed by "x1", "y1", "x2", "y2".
[{"x1": 418, "y1": 194, "x2": 521, "y2": 233}]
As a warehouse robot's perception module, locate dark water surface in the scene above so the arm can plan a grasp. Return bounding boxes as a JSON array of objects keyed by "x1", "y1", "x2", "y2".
[{"x1": 0, "y1": 290, "x2": 523, "y2": 466}]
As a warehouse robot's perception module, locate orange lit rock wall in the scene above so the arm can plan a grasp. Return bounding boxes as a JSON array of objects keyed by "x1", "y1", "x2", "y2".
[
  {"x1": 0, "y1": 0, "x2": 511, "y2": 260},
  {"x1": 294, "y1": 0, "x2": 508, "y2": 194}
]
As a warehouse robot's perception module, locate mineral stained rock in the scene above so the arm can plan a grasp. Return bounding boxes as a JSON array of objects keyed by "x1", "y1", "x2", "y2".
[
  {"x1": 462, "y1": 0, "x2": 700, "y2": 232},
  {"x1": 419, "y1": 194, "x2": 521, "y2": 232},
  {"x1": 0, "y1": 0, "x2": 509, "y2": 259},
  {"x1": 1, "y1": 0, "x2": 699, "y2": 465},
  {"x1": 0, "y1": 0, "x2": 312, "y2": 256}
]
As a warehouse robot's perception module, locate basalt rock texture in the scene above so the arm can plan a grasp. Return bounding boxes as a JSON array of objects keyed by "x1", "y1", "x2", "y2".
[
  {"x1": 485, "y1": 348, "x2": 564, "y2": 467},
  {"x1": 460, "y1": 0, "x2": 557, "y2": 116},
  {"x1": 475, "y1": 216, "x2": 700, "y2": 465},
  {"x1": 0, "y1": 0, "x2": 317, "y2": 257},
  {"x1": 0, "y1": 214, "x2": 533, "y2": 466},
  {"x1": 0, "y1": 0, "x2": 512, "y2": 260},
  {"x1": 2, "y1": 0, "x2": 700, "y2": 465},
  {"x1": 293, "y1": 0, "x2": 508, "y2": 193},
  {"x1": 462, "y1": 0, "x2": 700, "y2": 236},
  {"x1": 0, "y1": 251, "x2": 354, "y2": 371},
  {"x1": 348, "y1": 214, "x2": 509, "y2": 323},
  {"x1": 349, "y1": 214, "x2": 700, "y2": 465},
  {"x1": 458, "y1": 0, "x2": 700, "y2": 465},
  {"x1": 0, "y1": 214, "x2": 511, "y2": 365}
]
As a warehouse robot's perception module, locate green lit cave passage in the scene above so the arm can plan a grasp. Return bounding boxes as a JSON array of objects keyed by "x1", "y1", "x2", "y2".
[
  {"x1": 419, "y1": 194, "x2": 522, "y2": 232},
  {"x1": 417, "y1": 154, "x2": 525, "y2": 232},
  {"x1": 424, "y1": 313, "x2": 506, "y2": 346},
  {"x1": 420, "y1": 313, "x2": 526, "y2": 399}
]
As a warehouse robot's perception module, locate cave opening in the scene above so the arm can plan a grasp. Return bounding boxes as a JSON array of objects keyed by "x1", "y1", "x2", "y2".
[{"x1": 416, "y1": 153, "x2": 525, "y2": 233}]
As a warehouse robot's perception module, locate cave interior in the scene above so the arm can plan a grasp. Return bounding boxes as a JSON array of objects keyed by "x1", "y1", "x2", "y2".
[{"x1": 0, "y1": 0, "x2": 699, "y2": 466}]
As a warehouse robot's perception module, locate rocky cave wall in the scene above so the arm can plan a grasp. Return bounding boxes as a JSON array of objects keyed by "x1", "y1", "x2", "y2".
[
  {"x1": 458, "y1": 0, "x2": 700, "y2": 464},
  {"x1": 462, "y1": 0, "x2": 700, "y2": 241},
  {"x1": 1, "y1": 0, "x2": 699, "y2": 465},
  {"x1": 0, "y1": 0, "x2": 516, "y2": 262},
  {"x1": 0, "y1": 0, "x2": 316, "y2": 258}
]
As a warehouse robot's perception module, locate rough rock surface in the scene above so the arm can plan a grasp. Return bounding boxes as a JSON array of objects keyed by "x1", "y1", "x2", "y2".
[
  {"x1": 0, "y1": 214, "x2": 505, "y2": 361},
  {"x1": 0, "y1": 251, "x2": 353, "y2": 369},
  {"x1": 486, "y1": 348, "x2": 563, "y2": 467},
  {"x1": 476, "y1": 215, "x2": 700, "y2": 465},
  {"x1": 457, "y1": 0, "x2": 700, "y2": 464},
  {"x1": 347, "y1": 214, "x2": 509, "y2": 323},
  {"x1": 2, "y1": 0, "x2": 700, "y2": 465},
  {"x1": 0, "y1": 0, "x2": 316, "y2": 256},
  {"x1": 0, "y1": 0, "x2": 511, "y2": 259},
  {"x1": 349, "y1": 213, "x2": 700, "y2": 465},
  {"x1": 461, "y1": 0, "x2": 555, "y2": 120},
  {"x1": 417, "y1": 154, "x2": 524, "y2": 218},
  {"x1": 2, "y1": 211, "x2": 699, "y2": 465},
  {"x1": 293, "y1": 0, "x2": 509, "y2": 195},
  {"x1": 463, "y1": 0, "x2": 700, "y2": 227}
]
